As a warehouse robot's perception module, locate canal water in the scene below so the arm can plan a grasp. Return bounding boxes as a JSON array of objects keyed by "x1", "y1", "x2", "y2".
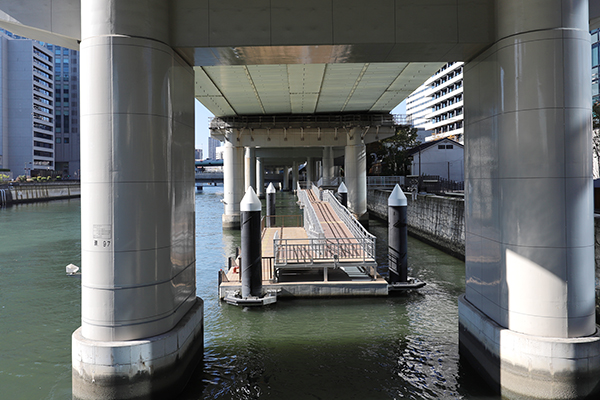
[{"x1": 0, "y1": 186, "x2": 500, "y2": 399}]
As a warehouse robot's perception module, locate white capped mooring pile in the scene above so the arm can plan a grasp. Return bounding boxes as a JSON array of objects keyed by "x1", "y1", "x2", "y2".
[
  {"x1": 387, "y1": 184, "x2": 425, "y2": 292},
  {"x1": 224, "y1": 187, "x2": 277, "y2": 306}
]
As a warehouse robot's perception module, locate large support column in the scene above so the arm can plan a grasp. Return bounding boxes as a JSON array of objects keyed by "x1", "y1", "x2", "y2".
[
  {"x1": 292, "y1": 161, "x2": 299, "y2": 191},
  {"x1": 306, "y1": 157, "x2": 313, "y2": 187},
  {"x1": 256, "y1": 157, "x2": 265, "y2": 198},
  {"x1": 73, "y1": 2, "x2": 203, "y2": 399},
  {"x1": 460, "y1": 1, "x2": 600, "y2": 398},
  {"x1": 223, "y1": 140, "x2": 244, "y2": 229},
  {"x1": 244, "y1": 147, "x2": 256, "y2": 191},
  {"x1": 344, "y1": 129, "x2": 367, "y2": 221},
  {"x1": 283, "y1": 165, "x2": 290, "y2": 191},
  {"x1": 322, "y1": 146, "x2": 334, "y2": 186}
]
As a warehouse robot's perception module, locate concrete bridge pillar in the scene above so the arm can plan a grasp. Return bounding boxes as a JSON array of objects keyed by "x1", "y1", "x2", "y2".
[
  {"x1": 283, "y1": 165, "x2": 291, "y2": 191},
  {"x1": 460, "y1": 0, "x2": 600, "y2": 398},
  {"x1": 256, "y1": 156, "x2": 265, "y2": 198},
  {"x1": 306, "y1": 157, "x2": 313, "y2": 187},
  {"x1": 244, "y1": 147, "x2": 256, "y2": 191},
  {"x1": 292, "y1": 161, "x2": 299, "y2": 190},
  {"x1": 223, "y1": 139, "x2": 244, "y2": 229},
  {"x1": 345, "y1": 129, "x2": 367, "y2": 221},
  {"x1": 322, "y1": 146, "x2": 334, "y2": 186},
  {"x1": 73, "y1": 1, "x2": 203, "y2": 399}
]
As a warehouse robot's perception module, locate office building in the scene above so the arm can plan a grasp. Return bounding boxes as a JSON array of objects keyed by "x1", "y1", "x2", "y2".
[
  {"x1": 46, "y1": 43, "x2": 80, "y2": 178},
  {"x1": 0, "y1": 31, "x2": 54, "y2": 177},
  {"x1": 208, "y1": 136, "x2": 220, "y2": 160}
]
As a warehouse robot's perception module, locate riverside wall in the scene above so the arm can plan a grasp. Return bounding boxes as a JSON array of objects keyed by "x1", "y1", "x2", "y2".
[
  {"x1": 0, "y1": 182, "x2": 80, "y2": 206},
  {"x1": 368, "y1": 188, "x2": 465, "y2": 260}
]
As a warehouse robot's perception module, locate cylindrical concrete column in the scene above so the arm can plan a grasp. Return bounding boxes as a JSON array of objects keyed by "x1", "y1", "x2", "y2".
[
  {"x1": 306, "y1": 157, "x2": 313, "y2": 187},
  {"x1": 241, "y1": 187, "x2": 262, "y2": 298},
  {"x1": 292, "y1": 161, "x2": 299, "y2": 191},
  {"x1": 223, "y1": 140, "x2": 244, "y2": 229},
  {"x1": 283, "y1": 166, "x2": 291, "y2": 191},
  {"x1": 256, "y1": 157, "x2": 265, "y2": 198},
  {"x1": 463, "y1": 0, "x2": 595, "y2": 339},
  {"x1": 266, "y1": 182, "x2": 276, "y2": 227},
  {"x1": 75, "y1": 2, "x2": 203, "y2": 398},
  {"x1": 80, "y1": 1, "x2": 196, "y2": 342},
  {"x1": 244, "y1": 147, "x2": 256, "y2": 191},
  {"x1": 322, "y1": 146, "x2": 334, "y2": 186},
  {"x1": 388, "y1": 185, "x2": 408, "y2": 283},
  {"x1": 344, "y1": 129, "x2": 367, "y2": 217}
]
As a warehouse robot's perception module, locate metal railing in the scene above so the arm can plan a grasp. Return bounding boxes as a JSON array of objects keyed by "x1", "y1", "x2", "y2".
[
  {"x1": 210, "y1": 113, "x2": 411, "y2": 130},
  {"x1": 273, "y1": 237, "x2": 375, "y2": 266},
  {"x1": 311, "y1": 183, "x2": 322, "y2": 201},
  {"x1": 296, "y1": 188, "x2": 325, "y2": 239},
  {"x1": 322, "y1": 189, "x2": 376, "y2": 245},
  {"x1": 367, "y1": 176, "x2": 405, "y2": 187}
]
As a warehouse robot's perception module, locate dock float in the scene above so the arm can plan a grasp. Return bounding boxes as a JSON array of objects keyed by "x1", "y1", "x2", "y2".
[{"x1": 219, "y1": 184, "x2": 406, "y2": 300}]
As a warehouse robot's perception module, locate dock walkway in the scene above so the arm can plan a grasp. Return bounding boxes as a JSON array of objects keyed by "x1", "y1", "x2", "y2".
[{"x1": 219, "y1": 186, "x2": 387, "y2": 298}]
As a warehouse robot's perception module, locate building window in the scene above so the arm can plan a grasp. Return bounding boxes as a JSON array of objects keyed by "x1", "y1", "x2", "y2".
[
  {"x1": 64, "y1": 137, "x2": 70, "y2": 144},
  {"x1": 56, "y1": 137, "x2": 61, "y2": 144},
  {"x1": 446, "y1": 144, "x2": 454, "y2": 149},
  {"x1": 438, "y1": 145, "x2": 446, "y2": 149}
]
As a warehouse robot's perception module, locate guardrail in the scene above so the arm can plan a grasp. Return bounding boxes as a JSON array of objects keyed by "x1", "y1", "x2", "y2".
[
  {"x1": 322, "y1": 189, "x2": 376, "y2": 245},
  {"x1": 273, "y1": 237, "x2": 375, "y2": 266},
  {"x1": 296, "y1": 188, "x2": 325, "y2": 239},
  {"x1": 367, "y1": 176, "x2": 405, "y2": 187},
  {"x1": 311, "y1": 183, "x2": 322, "y2": 201}
]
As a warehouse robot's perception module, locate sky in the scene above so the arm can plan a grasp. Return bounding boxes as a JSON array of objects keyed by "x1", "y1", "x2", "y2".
[{"x1": 194, "y1": 99, "x2": 407, "y2": 154}]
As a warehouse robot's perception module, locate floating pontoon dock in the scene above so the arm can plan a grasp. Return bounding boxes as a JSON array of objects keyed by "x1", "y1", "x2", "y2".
[{"x1": 219, "y1": 184, "x2": 390, "y2": 299}]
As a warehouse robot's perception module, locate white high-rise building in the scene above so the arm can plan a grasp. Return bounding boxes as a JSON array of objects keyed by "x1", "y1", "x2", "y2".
[
  {"x1": 0, "y1": 32, "x2": 54, "y2": 177},
  {"x1": 406, "y1": 62, "x2": 464, "y2": 143}
]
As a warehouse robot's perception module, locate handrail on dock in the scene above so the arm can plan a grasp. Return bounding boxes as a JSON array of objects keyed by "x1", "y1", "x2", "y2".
[
  {"x1": 311, "y1": 183, "x2": 322, "y2": 201},
  {"x1": 297, "y1": 189, "x2": 325, "y2": 239},
  {"x1": 273, "y1": 237, "x2": 375, "y2": 266},
  {"x1": 322, "y1": 190, "x2": 376, "y2": 243}
]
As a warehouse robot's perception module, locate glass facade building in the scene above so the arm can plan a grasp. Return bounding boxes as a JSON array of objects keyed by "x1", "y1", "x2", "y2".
[{"x1": 45, "y1": 44, "x2": 80, "y2": 178}]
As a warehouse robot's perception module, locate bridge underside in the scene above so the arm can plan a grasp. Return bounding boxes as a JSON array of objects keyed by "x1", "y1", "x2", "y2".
[{"x1": 1, "y1": 1, "x2": 600, "y2": 399}]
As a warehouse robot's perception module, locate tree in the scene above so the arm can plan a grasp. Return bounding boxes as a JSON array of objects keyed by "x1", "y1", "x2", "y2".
[{"x1": 366, "y1": 126, "x2": 420, "y2": 176}]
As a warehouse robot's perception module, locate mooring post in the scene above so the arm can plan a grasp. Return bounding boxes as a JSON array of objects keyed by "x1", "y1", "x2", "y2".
[
  {"x1": 266, "y1": 182, "x2": 276, "y2": 228},
  {"x1": 241, "y1": 187, "x2": 262, "y2": 298},
  {"x1": 338, "y1": 181, "x2": 348, "y2": 208},
  {"x1": 388, "y1": 184, "x2": 408, "y2": 283}
]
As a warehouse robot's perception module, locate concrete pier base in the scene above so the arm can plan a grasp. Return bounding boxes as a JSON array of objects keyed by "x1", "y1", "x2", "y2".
[
  {"x1": 72, "y1": 299, "x2": 204, "y2": 400},
  {"x1": 459, "y1": 295, "x2": 600, "y2": 399},
  {"x1": 222, "y1": 214, "x2": 240, "y2": 230}
]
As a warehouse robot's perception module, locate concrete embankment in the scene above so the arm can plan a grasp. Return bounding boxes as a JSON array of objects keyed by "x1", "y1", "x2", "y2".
[
  {"x1": 0, "y1": 182, "x2": 80, "y2": 206},
  {"x1": 368, "y1": 188, "x2": 465, "y2": 260}
]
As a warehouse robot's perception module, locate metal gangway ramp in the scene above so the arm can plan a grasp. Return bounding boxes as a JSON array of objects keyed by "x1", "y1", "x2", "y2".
[{"x1": 267, "y1": 183, "x2": 377, "y2": 282}]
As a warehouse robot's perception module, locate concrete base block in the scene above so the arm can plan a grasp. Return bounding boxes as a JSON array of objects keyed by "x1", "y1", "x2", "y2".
[
  {"x1": 458, "y1": 295, "x2": 600, "y2": 399},
  {"x1": 72, "y1": 298, "x2": 203, "y2": 400},
  {"x1": 222, "y1": 213, "x2": 240, "y2": 230}
]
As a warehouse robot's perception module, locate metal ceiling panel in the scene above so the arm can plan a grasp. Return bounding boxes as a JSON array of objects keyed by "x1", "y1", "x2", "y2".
[
  {"x1": 195, "y1": 61, "x2": 443, "y2": 116},
  {"x1": 316, "y1": 64, "x2": 366, "y2": 113},
  {"x1": 248, "y1": 64, "x2": 291, "y2": 114}
]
